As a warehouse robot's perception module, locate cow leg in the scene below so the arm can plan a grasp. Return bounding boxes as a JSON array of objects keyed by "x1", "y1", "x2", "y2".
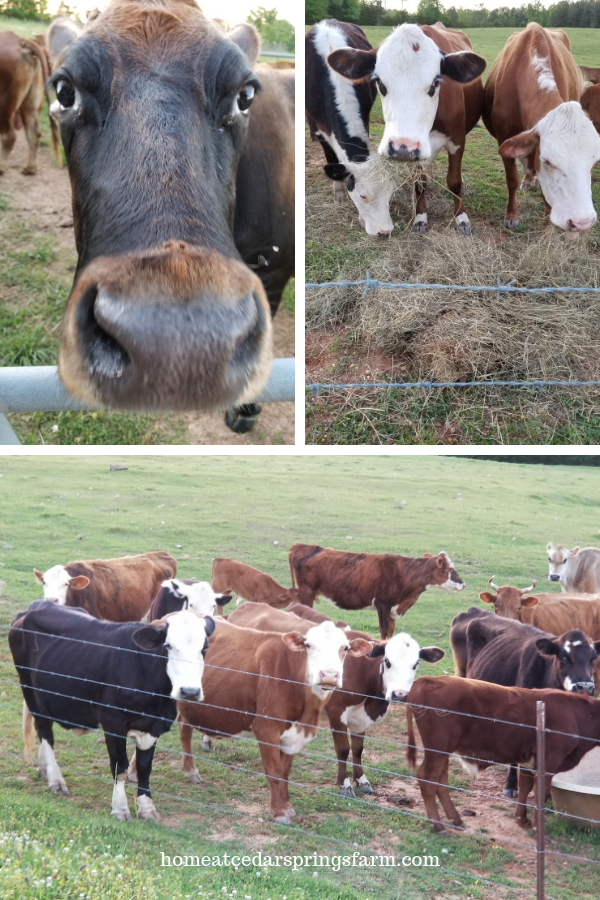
[
  {"x1": 503, "y1": 764, "x2": 519, "y2": 798},
  {"x1": 135, "y1": 745, "x2": 160, "y2": 821},
  {"x1": 0, "y1": 123, "x2": 17, "y2": 176},
  {"x1": 351, "y1": 732, "x2": 373, "y2": 794},
  {"x1": 412, "y1": 167, "x2": 429, "y2": 233},
  {"x1": 179, "y1": 718, "x2": 204, "y2": 783},
  {"x1": 416, "y1": 752, "x2": 447, "y2": 832},
  {"x1": 105, "y1": 733, "x2": 131, "y2": 821},
  {"x1": 520, "y1": 154, "x2": 537, "y2": 192},
  {"x1": 515, "y1": 766, "x2": 534, "y2": 828},
  {"x1": 127, "y1": 749, "x2": 138, "y2": 784},
  {"x1": 376, "y1": 604, "x2": 394, "y2": 640},
  {"x1": 436, "y1": 766, "x2": 464, "y2": 828},
  {"x1": 20, "y1": 107, "x2": 42, "y2": 176},
  {"x1": 36, "y1": 723, "x2": 68, "y2": 794},
  {"x1": 330, "y1": 717, "x2": 354, "y2": 798},
  {"x1": 502, "y1": 157, "x2": 520, "y2": 228},
  {"x1": 23, "y1": 700, "x2": 35, "y2": 763},
  {"x1": 253, "y1": 725, "x2": 289, "y2": 823},
  {"x1": 279, "y1": 751, "x2": 296, "y2": 819},
  {"x1": 447, "y1": 144, "x2": 471, "y2": 236}
]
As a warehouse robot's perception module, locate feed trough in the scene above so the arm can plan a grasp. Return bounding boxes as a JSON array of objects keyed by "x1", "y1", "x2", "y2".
[{"x1": 551, "y1": 747, "x2": 600, "y2": 830}]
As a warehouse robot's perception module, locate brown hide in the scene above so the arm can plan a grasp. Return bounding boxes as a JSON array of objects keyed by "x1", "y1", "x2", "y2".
[
  {"x1": 211, "y1": 558, "x2": 299, "y2": 608},
  {"x1": 285, "y1": 601, "x2": 349, "y2": 629}
]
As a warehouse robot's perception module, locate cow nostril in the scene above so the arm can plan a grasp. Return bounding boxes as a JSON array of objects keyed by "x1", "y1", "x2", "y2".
[
  {"x1": 77, "y1": 286, "x2": 131, "y2": 381},
  {"x1": 179, "y1": 686, "x2": 201, "y2": 700},
  {"x1": 391, "y1": 691, "x2": 408, "y2": 702}
]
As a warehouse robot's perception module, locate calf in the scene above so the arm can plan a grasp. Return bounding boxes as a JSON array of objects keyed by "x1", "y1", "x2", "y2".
[
  {"x1": 34, "y1": 551, "x2": 177, "y2": 621},
  {"x1": 547, "y1": 542, "x2": 600, "y2": 593},
  {"x1": 477, "y1": 577, "x2": 596, "y2": 619},
  {"x1": 212, "y1": 557, "x2": 300, "y2": 608},
  {"x1": 327, "y1": 22, "x2": 486, "y2": 234},
  {"x1": 285, "y1": 601, "x2": 349, "y2": 630},
  {"x1": 407, "y1": 676, "x2": 600, "y2": 832},
  {"x1": 306, "y1": 19, "x2": 394, "y2": 236},
  {"x1": 228, "y1": 603, "x2": 444, "y2": 797},
  {"x1": 9, "y1": 601, "x2": 214, "y2": 821},
  {"x1": 289, "y1": 543, "x2": 464, "y2": 639},
  {"x1": 482, "y1": 23, "x2": 600, "y2": 234},
  {"x1": 177, "y1": 617, "x2": 372, "y2": 823},
  {"x1": 148, "y1": 579, "x2": 232, "y2": 621},
  {"x1": 581, "y1": 84, "x2": 600, "y2": 134}
]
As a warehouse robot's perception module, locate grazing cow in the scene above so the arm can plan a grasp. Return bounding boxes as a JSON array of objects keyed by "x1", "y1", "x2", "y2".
[
  {"x1": 285, "y1": 601, "x2": 349, "y2": 630},
  {"x1": 212, "y1": 557, "x2": 300, "y2": 608},
  {"x1": 148, "y1": 579, "x2": 232, "y2": 621},
  {"x1": 48, "y1": 0, "x2": 294, "y2": 422},
  {"x1": 47, "y1": 17, "x2": 82, "y2": 70},
  {"x1": 547, "y1": 542, "x2": 600, "y2": 593},
  {"x1": 34, "y1": 551, "x2": 177, "y2": 621},
  {"x1": 581, "y1": 84, "x2": 600, "y2": 134},
  {"x1": 228, "y1": 602, "x2": 444, "y2": 797},
  {"x1": 176, "y1": 617, "x2": 372, "y2": 823},
  {"x1": 288, "y1": 543, "x2": 464, "y2": 640},
  {"x1": 407, "y1": 676, "x2": 600, "y2": 832},
  {"x1": 305, "y1": 19, "x2": 394, "y2": 236},
  {"x1": 327, "y1": 22, "x2": 486, "y2": 234},
  {"x1": 0, "y1": 31, "x2": 61, "y2": 176},
  {"x1": 9, "y1": 601, "x2": 215, "y2": 820},
  {"x1": 450, "y1": 605, "x2": 600, "y2": 797},
  {"x1": 482, "y1": 24, "x2": 600, "y2": 234}
]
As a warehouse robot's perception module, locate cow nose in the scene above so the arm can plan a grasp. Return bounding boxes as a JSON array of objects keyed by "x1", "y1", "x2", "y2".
[
  {"x1": 567, "y1": 216, "x2": 596, "y2": 232},
  {"x1": 318, "y1": 669, "x2": 340, "y2": 686},
  {"x1": 549, "y1": 574, "x2": 560, "y2": 581},
  {"x1": 388, "y1": 140, "x2": 421, "y2": 161},
  {"x1": 390, "y1": 690, "x2": 409, "y2": 702},
  {"x1": 377, "y1": 228, "x2": 392, "y2": 237},
  {"x1": 573, "y1": 682, "x2": 596, "y2": 696},
  {"x1": 179, "y1": 686, "x2": 202, "y2": 701}
]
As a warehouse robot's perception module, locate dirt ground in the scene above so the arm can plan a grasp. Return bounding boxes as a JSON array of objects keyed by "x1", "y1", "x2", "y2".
[{"x1": 0, "y1": 132, "x2": 295, "y2": 446}]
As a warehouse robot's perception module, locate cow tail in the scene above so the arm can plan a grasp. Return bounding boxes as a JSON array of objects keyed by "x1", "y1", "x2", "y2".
[
  {"x1": 24, "y1": 39, "x2": 63, "y2": 169},
  {"x1": 289, "y1": 553, "x2": 296, "y2": 589},
  {"x1": 23, "y1": 700, "x2": 35, "y2": 762},
  {"x1": 406, "y1": 706, "x2": 417, "y2": 769}
]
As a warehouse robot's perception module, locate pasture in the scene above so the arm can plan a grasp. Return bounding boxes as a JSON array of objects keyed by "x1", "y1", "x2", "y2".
[
  {"x1": 305, "y1": 27, "x2": 600, "y2": 445},
  {"x1": 0, "y1": 454, "x2": 600, "y2": 899}
]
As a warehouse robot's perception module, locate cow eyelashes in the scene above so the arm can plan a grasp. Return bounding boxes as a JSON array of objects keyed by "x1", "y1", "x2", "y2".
[
  {"x1": 237, "y1": 83, "x2": 256, "y2": 113},
  {"x1": 55, "y1": 79, "x2": 76, "y2": 110},
  {"x1": 384, "y1": 658, "x2": 392, "y2": 669},
  {"x1": 428, "y1": 76, "x2": 442, "y2": 98},
  {"x1": 373, "y1": 77, "x2": 387, "y2": 97}
]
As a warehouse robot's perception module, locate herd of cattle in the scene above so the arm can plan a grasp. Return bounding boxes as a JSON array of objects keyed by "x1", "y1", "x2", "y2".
[
  {"x1": 7, "y1": 539, "x2": 600, "y2": 834},
  {"x1": 307, "y1": 19, "x2": 600, "y2": 238},
  {"x1": 0, "y1": 0, "x2": 295, "y2": 432}
]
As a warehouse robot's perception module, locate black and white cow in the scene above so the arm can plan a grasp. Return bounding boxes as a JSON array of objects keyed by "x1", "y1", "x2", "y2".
[
  {"x1": 306, "y1": 19, "x2": 394, "y2": 236},
  {"x1": 148, "y1": 578, "x2": 232, "y2": 621},
  {"x1": 9, "y1": 601, "x2": 215, "y2": 821}
]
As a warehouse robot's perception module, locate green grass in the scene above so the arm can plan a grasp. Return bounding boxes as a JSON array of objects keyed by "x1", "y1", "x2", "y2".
[
  {"x1": 0, "y1": 17, "x2": 49, "y2": 39},
  {"x1": 1, "y1": 456, "x2": 600, "y2": 899}
]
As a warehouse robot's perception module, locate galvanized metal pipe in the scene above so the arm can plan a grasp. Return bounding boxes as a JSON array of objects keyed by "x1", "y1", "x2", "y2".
[{"x1": 536, "y1": 700, "x2": 546, "y2": 900}]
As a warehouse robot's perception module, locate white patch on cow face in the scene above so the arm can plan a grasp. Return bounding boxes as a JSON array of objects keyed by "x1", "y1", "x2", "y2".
[
  {"x1": 532, "y1": 54, "x2": 557, "y2": 92},
  {"x1": 535, "y1": 102, "x2": 600, "y2": 232},
  {"x1": 375, "y1": 25, "x2": 444, "y2": 161},
  {"x1": 163, "y1": 579, "x2": 223, "y2": 616},
  {"x1": 438, "y1": 552, "x2": 465, "y2": 591},
  {"x1": 314, "y1": 21, "x2": 369, "y2": 143},
  {"x1": 563, "y1": 676, "x2": 574, "y2": 691},
  {"x1": 548, "y1": 544, "x2": 571, "y2": 582},
  {"x1": 164, "y1": 610, "x2": 211, "y2": 701},
  {"x1": 302, "y1": 620, "x2": 353, "y2": 697},
  {"x1": 381, "y1": 632, "x2": 423, "y2": 700},
  {"x1": 37, "y1": 565, "x2": 72, "y2": 604},
  {"x1": 279, "y1": 723, "x2": 315, "y2": 755}
]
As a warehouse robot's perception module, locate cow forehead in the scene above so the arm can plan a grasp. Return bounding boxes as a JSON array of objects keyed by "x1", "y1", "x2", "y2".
[
  {"x1": 376, "y1": 26, "x2": 442, "y2": 84},
  {"x1": 166, "y1": 610, "x2": 208, "y2": 647},
  {"x1": 561, "y1": 632, "x2": 592, "y2": 653},
  {"x1": 305, "y1": 620, "x2": 348, "y2": 651},
  {"x1": 538, "y1": 102, "x2": 600, "y2": 164},
  {"x1": 386, "y1": 632, "x2": 420, "y2": 666},
  {"x1": 42, "y1": 565, "x2": 71, "y2": 585}
]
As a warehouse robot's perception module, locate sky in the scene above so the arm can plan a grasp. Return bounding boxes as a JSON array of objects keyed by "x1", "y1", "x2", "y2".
[
  {"x1": 385, "y1": 0, "x2": 553, "y2": 10},
  {"x1": 48, "y1": 0, "x2": 297, "y2": 28}
]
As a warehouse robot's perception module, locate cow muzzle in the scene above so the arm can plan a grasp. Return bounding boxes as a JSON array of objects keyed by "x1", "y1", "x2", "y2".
[
  {"x1": 317, "y1": 670, "x2": 341, "y2": 690},
  {"x1": 549, "y1": 574, "x2": 561, "y2": 582},
  {"x1": 571, "y1": 681, "x2": 596, "y2": 696},
  {"x1": 387, "y1": 140, "x2": 422, "y2": 161},
  {"x1": 389, "y1": 690, "x2": 409, "y2": 702},
  {"x1": 177, "y1": 686, "x2": 202, "y2": 701},
  {"x1": 58, "y1": 244, "x2": 272, "y2": 411}
]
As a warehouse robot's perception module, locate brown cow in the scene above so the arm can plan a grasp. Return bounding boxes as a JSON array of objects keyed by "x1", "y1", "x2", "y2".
[
  {"x1": 286, "y1": 601, "x2": 349, "y2": 630},
  {"x1": 0, "y1": 31, "x2": 61, "y2": 176},
  {"x1": 33, "y1": 551, "x2": 176, "y2": 621},
  {"x1": 482, "y1": 23, "x2": 600, "y2": 234},
  {"x1": 407, "y1": 675, "x2": 600, "y2": 832},
  {"x1": 479, "y1": 578, "x2": 600, "y2": 626},
  {"x1": 229, "y1": 602, "x2": 444, "y2": 797},
  {"x1": 175, "y1": 617, "x2": 372, "y2": 823},
  {"x1": 288, "y1": 543, "x2": 464, "y2": 640},
  {"x1": 582, "y1": 84, "x2": 600, "y2": 134},
  {"x1": 212, "y1": 558, "x2": 300, "y2": 608}
]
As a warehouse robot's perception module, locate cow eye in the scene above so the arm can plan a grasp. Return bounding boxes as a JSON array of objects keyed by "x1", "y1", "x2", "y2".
[
  {"x1": 541, "y1": 158, "x2": 556, "y2": 169},
  {"x1": 428, "y1": 76, "x2": 441, "y2": 97},
  {"x1": 373, "y1": 77, "x2": 387, "y2": 97},
  {"x1": 56, "y1": 79, "x2": 75, "y2": 109},
  {"x1": 359, "y1": 193, "x2": 368, "y2": 202},
  {"x1": 237, "y1": 84, "x2": 255, "y2": 112},
  {"x1": 412, "y1": 661, "x2": 419, "y2": 670},
  {"x1": 384, "y1": 658, "x2": 391, "y2": 669},
  {"x1": 164, "y1": 643, "x2": 172, "y2": 651}
]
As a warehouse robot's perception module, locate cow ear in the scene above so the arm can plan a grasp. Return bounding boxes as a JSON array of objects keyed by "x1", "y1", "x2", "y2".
[
  {"x1": 34, "y1": 568, "x2": 44, "y2": 584},
  {"x1": 216, "y1": 595, "x2": 232, "y2": 607},
  {"x1": 69, "y1": 575, "x2": 90, "y2": 590},
  {"x1": 422, "y1": 552, "x2": 433, "y2": 558},
  {"x1": 324, "y1": 163, "x2": 350, "y2": 181},
  {"x1": 367, "y1": 642, "x2": 386, "y2": 658},
  {"x1": 348, "y1": 638, "x2": 373, "y2": 657},
  {"x1": 546, "y1": 542, "x2": 554, "y2": 553},
  {"x1": 228, "y1": 22, "x2": 260, "y2": 68},
  {"x1": 593, "y1": 640, "x2": 600, "y2": 655},
  {"x1": 440, "y1": 51, "x2": 486, "y2": 83},
  {"x1": 346, "y1": 174, "x2": 356, "y2": 192},
  {"x1": 132, "y1": 623, "x2": 168, "y2": 650},
  {"x1": 327, "y1": 47, "x2": 377, "y2": 82},
  {"x1": 203, "y1": 616, "x2": 216, "y2": 638},
  {"x1": 521, "y1": 595, "x2": 540, "y2": 608},
  {"x1": 420, "y1": 646, "x2": 445, "y2": 664},
  {"x1": 479, "y1": 592, "x2": 496, "y2": 605},
  {"x1": 499, "y1": 129, "x2": 539, "y2": 159},
  {"x1": 282, "y1": 631, "x2": 307, "y2": 652},
  {"x1": 536, "y1": 637, "x2": 560, "y2": 656},
  {"x1": 570, "y1": 547, "x2": 580, "y2": 557}
]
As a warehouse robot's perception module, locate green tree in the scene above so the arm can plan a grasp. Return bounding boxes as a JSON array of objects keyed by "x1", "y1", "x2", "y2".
[
  {"x1": 416, "y1": 0, "x2": 445, "y2": 24},
  {"x1": 305, "y1": 0, "x2": 329, "y2": 24},
  {"x1": 247, "y1": 7, "x2": 294, "y2": 52},
  {"x1": 0, "y1": 0, "x2": 48, "y2": 19},
  {"x1": 327, "y1": 0, "x2": 361, "y2": 23},
  {"x1": 358, "y1": 0, "x2": 385, "y2": 25}
]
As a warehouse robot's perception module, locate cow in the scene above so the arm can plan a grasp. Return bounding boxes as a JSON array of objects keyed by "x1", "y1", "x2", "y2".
[
  {"x1": 228, "y1": 602, "x2": 444, "y2": 797},
  {"x1": 326, "y1": 22, "x2": 486, "y2": 234},
  {"x1": 482, "y1": 24, "x2": 600, "y2": 235},
  {"x1": 47, "y1": 17, "x2": 82, "y2": 70},
  {"x1": 148, "y1": 578, "x2": 232, "y2": 621},
  {"x1": 288, "y1": 543, "x2": 464, "y2": 640},
  {"x1": 285, "y1": 601, "x2": 350, "y2": 630},
  {"x1": 174, "y1": 617, "x2": 373, "y2": 823},
  {"x1": 581, "y1": 84, "x2": 600, "y2": 134},
  {"x1": 0, "y1": 30, "x2": 61, "y2": 176},
  {"x1": 406, "y1": 676, "x2": 600, "y2": 832},
  {"x1": 547, "y1": 542, "x2": 600, "y2": 593},
  {"x1": 305, "y1": 19, "x2": 395, "y2": 236},
  {"x1": 47, "y1": 0, "x2": 294, "y2": 427},
  {"x1": 450, "y1": 605, "x2": 600, "y2": 797},
  {"x1": 479, "y1": 577, "x2": 600, "y2": 623},
  {"x1": 9, "y1": 601, "x2": 215, "y2": 821},
  {"x1": 212, "y1": 557, "x2": 300, "y2": 608},
  {"x1": 34, "y1": 551, "x2": 177, "y2": 621}
]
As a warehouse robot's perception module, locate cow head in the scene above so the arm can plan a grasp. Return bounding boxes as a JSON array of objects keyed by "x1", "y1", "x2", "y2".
[
  {"x1": 34, "y1": 565, "x2": 90, "y2": 604},
  {"x1": 132, "y1": 608, "x2": 215, "y2": 701},
  {"x1": 49, "y1": 0, "x2": 272, "y2": 411},
  {"x1": 367, "y1": 633, "x2": 444, "y2": 701},
  {"x1": 547, "y1": 542, "x2": 579, "y2": 584},
  {"x1": 479, "y1": 578, "x2": 538, "y2": 620},
  {"x1": 424, "y1": 552, "x2": 465, "y2": 591},
  {"x1": 535, "y1": 630, "x2": 600, "y2": 695},
  {"x1": 161, "y1": 578, "x2": 232, "y2": 616},
  {"x1": 327, "y1": 24, "x2": 485, "y2": 162},
  {"x1": 499, "y1": 102, "x2": 600, "y2": 234},
  {"x1": 325, "y1": 161, "x2": 395, "y2": 236},
  {"x1": 282, "y1": 620, "x2": 372, "y2": 697}
]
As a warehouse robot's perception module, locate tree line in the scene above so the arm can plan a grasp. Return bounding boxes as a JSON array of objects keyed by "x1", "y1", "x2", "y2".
[{"x1": 306, "y1": 0, "x2": 600, "y2": 28}]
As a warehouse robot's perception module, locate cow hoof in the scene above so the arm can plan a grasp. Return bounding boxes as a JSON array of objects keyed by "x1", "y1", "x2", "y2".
[
  {"x1": 339, "y1": 785, "x2": 356, "y2": 799},
  {"x1": 412, "y1": 221, "x2": 427, "y2": 234},
  {"x1": 456, "y1": 222, "x2": 472, "y2": 236},
  {"x1": 358, "y1": 781, "x2": 374, "y2": 795},
  {"x1": 225, "y1": 404, "x2": 262, "y2": 434},
  {"x1": 504, "y1": 217, "x2": 519, "y2": 229},
  {"x1": 285, "y1": 806, "x2": 297, "y2": 819},
  {"x1": 201, "y1": 736, "x2": 214, "y2": 751},
  {"x1": 503, "y1": 788, "x2": 518, "y2": 798},
  {"x1": 22, "y1": 166, "x2": 37, "y2": 176},
  {"x1": 517, "y1": 818, "x2": 532, "y2": 829},
  {"x1": 137, "y1": 796, "x2": 160, "y2": 821},
  {"x1": 112, "y1": 808, "x2": 132, "y2": 822},
  {"x1": 432, "y1": 822, "x2": 446, "y2": 833},
  {"x1": 451, "y1": 817, "x2": 465, "y2": 829},
  {"x1": 185, "y1": 768, "x2": 203, "y2": 784},
  {"x1": 274, "y1": 813, "x2": 292, "y2": 825}
]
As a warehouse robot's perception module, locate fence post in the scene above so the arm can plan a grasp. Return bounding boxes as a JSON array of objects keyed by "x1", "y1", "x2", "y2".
[{"x1": 536, "y1": 700, "x2": 546, "y2": 900}]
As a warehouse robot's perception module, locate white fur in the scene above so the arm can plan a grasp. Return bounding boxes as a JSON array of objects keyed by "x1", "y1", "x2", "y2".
[
  {"x1": 564, "y1": 676, "x2": 574, "y2": 691},
  {"x1": 111, "y1": 774, "x2": 131, "y2": 821},
  {"x1": 342, "y1": 703, "x2": 381, "y2": 733},
  {"x1": 279, "y1": 723, "x2": 315, "y2": 755},
  {"x1": 314, "y1": 22, "x2": 369, "y2": 142},
  {"x1": 357, "y1": 774, "x2": 371, "y2": 786},
  {"x1": 161, "y1": 578, "x2": 226, "y2": 617},
  {"x1": 127, "y1": 730, "x2": 158, "y2": 751},
  {"x1": 163, "y1": 609, "x2": 212, "y2": 701},
  {"x1": 301, "y1": 620, "x2": 355, "y2": 696},
  {"x1": 36, "y1": 564, "x2": 72, "y2": 604},
  {"x1": 532, "y1": 54, "x2": 557, "y2": 92},
  {"x1": 456, "y1": 755, "x2": 479, "y2": 777},
  {"x1": 381, "y1": 632, "x2": 423, "y2": 700},
  {"x1": 136, "y1": 794, "x2": 159, "y2": 821},
  {"x1": 38, "y1": 739, "x2": 68, "y2": 793}
]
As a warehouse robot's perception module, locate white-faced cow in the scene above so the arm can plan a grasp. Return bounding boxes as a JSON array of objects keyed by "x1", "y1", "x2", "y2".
[
  {"x1": 305, "y1": 19, "x2": 394, "y2": 236},
  {"x1": 547, "y1": 542, "x2": 600, "y2": 593},
  {"x1": 48, "y1": 0, "x2": 294, "y2": 427},
  {"x1": 327, "y1": 22, "x2": 486, "y2": 234},
  {"x1": 34, "y1": 551, "x2": 177, "y2": 621},
  {"x1": 482, "y1": 24, "x2": 600, "y2": 235},
  {"x1": 9, "y1": 601, "x2": 215, "y2": 821},
  {"x1": 148, "y1": 578, "x2": 232, "y2": 620}
]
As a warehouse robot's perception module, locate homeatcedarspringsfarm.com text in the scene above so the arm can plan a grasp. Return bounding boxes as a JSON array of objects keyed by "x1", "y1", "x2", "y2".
[{"x1": 160, "y1": 851, "x2": 441, "y2": 872}]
